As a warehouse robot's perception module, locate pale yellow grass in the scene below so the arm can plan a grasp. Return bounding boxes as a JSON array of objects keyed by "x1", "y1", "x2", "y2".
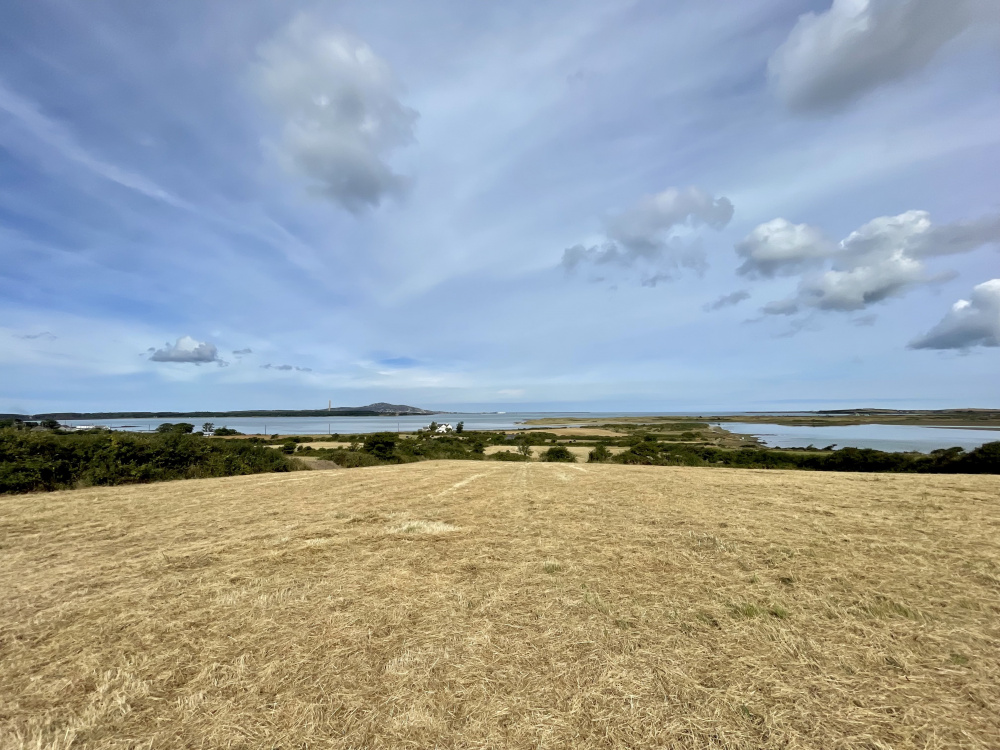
[{"x1": 2, "y1": 463, "x2": 999, "y2": 749}]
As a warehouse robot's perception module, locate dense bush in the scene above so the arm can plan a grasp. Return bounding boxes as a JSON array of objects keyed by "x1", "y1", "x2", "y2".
[
  {"x1": 156, "y1": 423, "x2": 194, "y2": 434},
  {"x1": 212, "y1": 427, "x2": 243, "y2": 436},
  {"x1": 541, "y1": 446, "x2": 576, "y2": 462},
  {"x1": 606, "y1": 440, "x2": 1000, "y2": 474},
  {"x1": 588, "y1": 444, "x2": 612, "y2": 463},
  {"x1": 0, "y1": 429, "x2": 303, "y2": 494},
  {"x1": 489, "y1": 450, "x2": 531, "y2": 462}
]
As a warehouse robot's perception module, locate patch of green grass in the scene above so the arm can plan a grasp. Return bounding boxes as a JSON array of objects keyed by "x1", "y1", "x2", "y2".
[
  {"x1": 729, "y1": 602, "x2": 764, "y2": 619},
  {"x1": 768, "y1": 604, "x2": 789, "y2": 619},
  {"x1": 542, "y1": 561, "x2": 563, "y2": 574},
  {"x1": 949, "y1": 652, "x2": 970, "y2": 666}
]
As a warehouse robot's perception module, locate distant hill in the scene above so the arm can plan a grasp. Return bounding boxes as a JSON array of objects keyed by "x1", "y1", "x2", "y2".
[{"x1": 6, "y1": 403, "x2": 439, "y2": 420}]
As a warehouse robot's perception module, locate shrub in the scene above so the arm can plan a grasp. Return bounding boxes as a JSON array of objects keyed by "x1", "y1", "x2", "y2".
[
  {"x1": 156, "y1": 423, "x2": 194, "y2": 434},
  {"x1": 0, "y1": 428, "x2": 301, "y2": 494},
  {"x1": 541, "y1": 446, "x2": 576, "y2": 462},
  {"x1": 490, "y1": 450, "x2": 530, "y2": 462},
  {"x1": 212, "y1": 427, "x2": 242, "y2": 436},
  {"x1": 588, "y1": 444, "x2": 612, "y2": 462},
  {"x1": 363, "y1": 432, "x2": 398, "y2": 461}
]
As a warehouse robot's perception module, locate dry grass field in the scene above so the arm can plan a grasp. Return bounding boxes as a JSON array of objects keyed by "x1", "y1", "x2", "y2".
[{"x1": 2, "y1": 462, "x2": 999, "y2": 749}]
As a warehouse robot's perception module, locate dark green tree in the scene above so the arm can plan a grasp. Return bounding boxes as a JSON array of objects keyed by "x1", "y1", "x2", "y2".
[
  {"x1": 541, "y1": 446, "x2": 576, "y2": 462},
  {"x1": 363, "y1": 432, "x2": 397, "y2": 461}
]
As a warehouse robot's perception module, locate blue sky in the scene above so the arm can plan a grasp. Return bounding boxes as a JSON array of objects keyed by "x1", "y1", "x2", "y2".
[{"x1": 2, "y1": 0, "x2": 998, "y2": 413}]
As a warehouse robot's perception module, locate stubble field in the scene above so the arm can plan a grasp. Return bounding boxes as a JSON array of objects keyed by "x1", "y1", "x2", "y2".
[{"x1": 2, "y1": 462, "x2": 999, "y2": 748}]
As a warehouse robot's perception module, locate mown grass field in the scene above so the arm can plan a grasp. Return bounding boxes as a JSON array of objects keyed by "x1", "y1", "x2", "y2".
[{"x1": 2, "y1": 462, "x2": 999, "y2": 748}]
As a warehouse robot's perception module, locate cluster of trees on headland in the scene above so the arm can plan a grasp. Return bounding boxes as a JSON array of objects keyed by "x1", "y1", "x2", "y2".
[{"x1": 0, "y1": 424, "x2": 301, "y2": 494}]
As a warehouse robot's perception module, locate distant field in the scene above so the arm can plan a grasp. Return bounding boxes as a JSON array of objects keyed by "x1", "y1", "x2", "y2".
[{"x1": 3, "y1": 463, "x2": 999, "y2": 748}]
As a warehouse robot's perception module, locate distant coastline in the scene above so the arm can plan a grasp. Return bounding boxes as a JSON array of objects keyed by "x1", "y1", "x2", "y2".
[{"x1": 1, "y1": 402, "x2": 439, "y2": 421}]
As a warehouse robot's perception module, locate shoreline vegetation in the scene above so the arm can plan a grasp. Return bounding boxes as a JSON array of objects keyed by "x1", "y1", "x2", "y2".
[{"x1": 2, "y1": 417, "x2": 998, "y2": 494}]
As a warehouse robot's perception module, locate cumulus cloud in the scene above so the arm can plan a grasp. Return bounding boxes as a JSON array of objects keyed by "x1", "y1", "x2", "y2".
[
  {"x1": 745, "y1": 210, "x2": 1000, "y2": 314},
  {"x1": 769, "y1": 0, "x2": 999, "y2": 113},
  {"x1": 261, "y1": 363, "x2": 312, "y2": 372},
  {"x1": 561, "y1": 187, "x2": 733, "y2": 281},
  {"x1": 909, "y1": 279, "x2": 1000, "y2": 350},
  {"x1": 704, "y1": 290, "x2": 751, "y2": 311},
  {"x1": 149, "y1": 336, "x2": 225, "y2": 365},
  {"x1": 736, "y1": 219, "x2": 833, "y2": 278},
  {"x1": 255, "y1": 14, "x2": 418, "y2": 213}
]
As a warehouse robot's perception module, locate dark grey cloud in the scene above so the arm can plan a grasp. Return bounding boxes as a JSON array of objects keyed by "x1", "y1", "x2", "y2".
[
  {"x1": 255, "y1": 14, "x2": 418, "y2": 213},
  {"x1": 149, "y1": 336, "x2": 225, "y2": 365},
  {"x1": 261, "y1": 363, "x2": 312, "y2": 372},
  {"x1": 704, "y1": 290, "x2": 751, "y2": 311},
  {"x1": 561, "y1": 187, "x2": 732, "y2": 282},
  {"x1": 769, "y1": 0, "x2": 999, "y2": 113},
  {"x1": 746, "y1": 210, "x2": 999, "y2": 314},
  {"x1": 909, "y1": 279, "x2": 1000, "y2": 350}
]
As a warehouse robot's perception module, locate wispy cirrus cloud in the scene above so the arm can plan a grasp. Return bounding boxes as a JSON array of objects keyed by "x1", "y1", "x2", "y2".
[{"x1": 13, "y1": 331, "x2": 57, "y2": 341}]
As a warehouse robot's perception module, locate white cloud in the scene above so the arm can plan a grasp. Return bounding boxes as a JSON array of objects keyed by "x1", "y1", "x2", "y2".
[
  {"x1": 768, "y1": 0, "x2": 999, "y2": 113},
  {"x1": 748, "y1": 210, "x2": 1000, "y2": 314},
  {"x1": 909, "y1": 279, "x2": 1000, "y2": 350},
  {"x1": 255, "y1": 14, "x2": 418, "y2": 213},
  {"x1": 561, "y1": 187, "x2": 733, "y2": 280},
  {"x1": 150, "y1": 336, "x2": 224, "y2": 364},
  {"x1": 736, "y1": 218, "x2": 832, "y2": 278}
]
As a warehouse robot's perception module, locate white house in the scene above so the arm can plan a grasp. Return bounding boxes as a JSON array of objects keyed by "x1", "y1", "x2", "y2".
[{"x1": 430, "y1": 423, "x2": 454, "y2": 433}]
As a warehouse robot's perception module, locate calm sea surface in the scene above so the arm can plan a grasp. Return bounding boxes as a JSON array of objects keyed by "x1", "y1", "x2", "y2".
[
  {"x1": 721, "y1": 422, "x2": 1000, "y2": 453},
  {"x1": 68, "y1": 412, "x2": 659, "y2": 435},
  {"x1": 64, "y1": 412, "x2": 1000, "y2": 453}
]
